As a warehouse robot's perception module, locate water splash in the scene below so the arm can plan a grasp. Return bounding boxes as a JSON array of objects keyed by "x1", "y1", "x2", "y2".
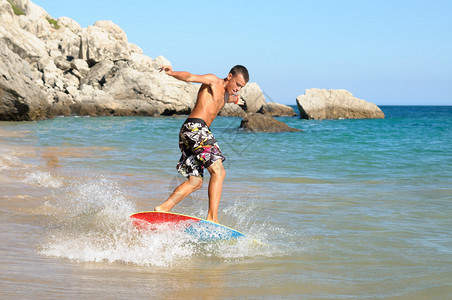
[
  {"x1": 24, "y1": 171, "x2": 63, "y2": 188},
  {"x1": 0, "y1": 154, "x2": 24, "y2": 170},
  {"x1": 39, "y1": 177, "x2": 302, "y2": 266}
]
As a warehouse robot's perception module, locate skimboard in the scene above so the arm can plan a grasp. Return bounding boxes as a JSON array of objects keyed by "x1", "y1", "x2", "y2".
[{"x1": 130, "y1": 211, "x2": 246, "y2": 241}]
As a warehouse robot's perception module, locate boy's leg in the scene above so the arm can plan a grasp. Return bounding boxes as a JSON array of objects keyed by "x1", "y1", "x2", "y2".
[
  {"x1": 206, "y1": 160, "x2": 226, "y2": 223},
  {"x1": 154, "y1": 176, "x2": 203, "y2": 212}
]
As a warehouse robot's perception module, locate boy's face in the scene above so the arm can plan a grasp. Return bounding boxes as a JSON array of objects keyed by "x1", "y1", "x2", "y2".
[{"x1": 226, "y1": 73, "x2": 247, "y2": 96}]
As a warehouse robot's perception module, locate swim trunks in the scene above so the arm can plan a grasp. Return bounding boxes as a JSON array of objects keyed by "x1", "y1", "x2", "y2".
[{"x1": 176, "y1": 118, "x2": 226, "y2": 178}]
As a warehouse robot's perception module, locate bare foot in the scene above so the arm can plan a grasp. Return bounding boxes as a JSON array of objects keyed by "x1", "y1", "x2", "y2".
[
  {"x1": 206, "y1": 217, "x2": 219, "y2": 223},
  {"x1": 154, "y1": 205, "x2": 169, "y2": 212}
]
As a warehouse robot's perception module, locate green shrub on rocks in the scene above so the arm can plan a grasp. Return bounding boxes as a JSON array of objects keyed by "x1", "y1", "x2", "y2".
[
  {"x1": 46, "y1": 17, "x2": 60, "y2": 29},
  {"x1": 7, "y1": 0, "x2": 25, "y2": 15}
]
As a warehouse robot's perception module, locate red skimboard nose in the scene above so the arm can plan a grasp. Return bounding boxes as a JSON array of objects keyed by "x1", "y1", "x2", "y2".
[{"x1": 130, "y1": 211, "x2": 199, "y2": 230}]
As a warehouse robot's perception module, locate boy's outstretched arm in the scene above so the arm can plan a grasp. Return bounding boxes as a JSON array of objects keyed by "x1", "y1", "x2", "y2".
[{"x1": 159, "y1": 65, "x2": 219, "y2": 86}]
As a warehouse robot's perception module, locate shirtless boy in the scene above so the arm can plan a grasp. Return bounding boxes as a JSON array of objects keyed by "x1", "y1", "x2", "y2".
[{"x1": 154, "y1": 65, "x2": 249, "y2": 223}]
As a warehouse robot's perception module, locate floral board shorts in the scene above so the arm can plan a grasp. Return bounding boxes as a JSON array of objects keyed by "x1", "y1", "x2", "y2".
[{"x1": 176, "y1": 118, "x2": 226, "y2": 178}]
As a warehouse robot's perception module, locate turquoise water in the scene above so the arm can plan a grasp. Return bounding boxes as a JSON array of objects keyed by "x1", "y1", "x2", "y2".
[{"x1": 1, "y1": 106, "x2": 451, "y2": 298}]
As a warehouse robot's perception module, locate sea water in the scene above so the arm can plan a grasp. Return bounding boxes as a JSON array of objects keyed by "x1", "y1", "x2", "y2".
[{"x1": 0, "y1": 106, "x2": 451, "y2": 298}]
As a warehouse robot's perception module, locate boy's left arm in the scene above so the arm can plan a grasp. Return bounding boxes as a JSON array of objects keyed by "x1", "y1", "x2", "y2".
[{"x1": 228, "y1": 95, "x2": 245, "y2": 105}]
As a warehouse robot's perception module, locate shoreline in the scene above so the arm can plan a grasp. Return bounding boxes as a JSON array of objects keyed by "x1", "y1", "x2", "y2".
[{"x1": 0, "y1": 107, "x2": 451, "y2": 298}]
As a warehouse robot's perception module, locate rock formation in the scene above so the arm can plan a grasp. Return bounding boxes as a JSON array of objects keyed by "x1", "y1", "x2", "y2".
[
  {"x1": 0, "y1": 0, "x2": 294, "y2": 121},
  {"x1": 240, "y1": 113, "x2": 302, "y2": 133},
  {"x1": 0, "y1": 43, "x2": 49, "y2": 120},
  {"x1": 257, "y1": 102, "x2": 296, "y2": 117},
  {"x1": 296, "y1": 89, "x2": 384, "y2": 120}
]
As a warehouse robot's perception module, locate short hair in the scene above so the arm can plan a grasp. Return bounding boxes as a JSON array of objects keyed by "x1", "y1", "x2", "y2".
[{"x1": 229, "y1": 65, "x2": 249, "y2": 82}]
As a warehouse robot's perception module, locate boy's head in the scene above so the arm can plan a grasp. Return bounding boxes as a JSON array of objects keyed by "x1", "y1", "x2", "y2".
[
  {"x1": 229, "y1": 65, "x2": 249, "y2": 83},
  {"x1": 226, "y1": 65, "x2": 249, "y2": 96}
]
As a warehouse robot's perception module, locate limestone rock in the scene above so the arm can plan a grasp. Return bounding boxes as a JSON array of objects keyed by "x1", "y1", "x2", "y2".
[
  {"x1": 296, "y1": 89, "x2": 385, "y2": 119},
  {"x1": 239, "y1": 113, "x2": 302, "y2": 133},
  {"x1": 240, "y1": 82, "x2": 266, "y2": 113},
  {"x1": 15, "y1": 0, "x2": 48, "y2": 19},
  {"x1": 218, "y1": 103, "x2": 247, "y2": 117},
  {"x1": 82, "y1": 60, "x2": 114, "y2": 89},
  {"x1": 102, "y1": 65, "x2": 197, "y2": 115},
  {"x1": 258, "y1": 102, "x2": 296, "y2": 117},
  {"x1": 79, "y1": 20, "x2": 131, "y2": 64},
  {"x1": 0, "y1": 12, "x2": 48, "y2": 65},
  {"x1": 0, "y1": 0, "x2": 273, "y2": 120},
  {"x1": 48, "y1": 90, "x2": 73, "y2": 116},
  {"x1": 15, "y1": 0, "x2": 53, "y2": 39},
  {"x1": 39, "y1": 56, "x2": 60, "y2": 87},
  {"x1": 128, "y1": 53, "x2": 154, "y2": 73},
  {"x1": 129, "y1": 43, "x2": 143, "y2": 54},
  {"x1": 70, "y1": 98, "x2": 162, "y2": 117},
  {"x1": 102, "y1": 67, "x2": 149, "y2": 99},
  {"x1": 46, "y1": 25, "x2": 81, "y2": 59},
  {"x1": 0, "y1": 0, "x2": 15, "y2": 22},
  {"x1": 0, "y1": 43, "x2": 49, "y2": 120},
  {"x1": 57, "y1": 16, "x2": 82, "y2": 34},
  {"x1": 54, "y1": 55, "x2": 71, "y2": 71},
  {"x1": 21, "y1": 16, "x2": 52, "y2": 39},
  {"x1": 70, "y1": 59, "x2": 89, "y2": 77},
  {"x1": 153, "y1": 56, "x2": 171, "y2": 67},
  {"x1": 66, "y1": 85, "x2": 78, "y2": 96}
]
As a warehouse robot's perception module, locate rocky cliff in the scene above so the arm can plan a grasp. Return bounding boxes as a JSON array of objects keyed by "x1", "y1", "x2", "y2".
[{"x1": 0, "y1": 0, "x2": 294, "y2": 121}]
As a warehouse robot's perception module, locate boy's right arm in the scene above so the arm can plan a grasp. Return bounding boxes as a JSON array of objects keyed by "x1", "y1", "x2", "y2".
[{"x1": 159, "y1": 65, "x2": 219, "y2": 86}]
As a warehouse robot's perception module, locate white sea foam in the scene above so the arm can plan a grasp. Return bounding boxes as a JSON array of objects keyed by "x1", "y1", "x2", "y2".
[
  {"x1": 0, "y1": 154, "x2": 23, "y2": 170},
  {"x1": 24, "y1": 171, "x2": 63, "y2": 188}
]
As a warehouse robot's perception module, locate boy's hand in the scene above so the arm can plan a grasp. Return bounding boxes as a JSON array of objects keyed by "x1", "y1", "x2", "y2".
[
  {"x1": 233, "y1": 95, "x2": 245, "y2": 105},
  {"x1": 159, "y1": 65, "x2": 174, "y2": 76},
  {"x1": 235, "y1": 96, "x2": 247, "y2": 111}
]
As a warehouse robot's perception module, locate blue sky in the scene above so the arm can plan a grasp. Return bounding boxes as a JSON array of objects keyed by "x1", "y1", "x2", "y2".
[{"x1": 34, "y1": 0, "x2": 451, "y2": 105}]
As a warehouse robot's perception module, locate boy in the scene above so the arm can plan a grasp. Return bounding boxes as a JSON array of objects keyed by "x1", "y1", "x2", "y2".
[{"x1": 155, "y1": 65, "x2": 249, "y2": 223}]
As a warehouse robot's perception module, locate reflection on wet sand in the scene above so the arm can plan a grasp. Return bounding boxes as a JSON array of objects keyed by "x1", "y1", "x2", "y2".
[
  {"x1": 41, "y1": 146, "x2": 115, "y2": 168},
  {"x1": 0, "y1": 128, "x2": 31, "y2": 138}
]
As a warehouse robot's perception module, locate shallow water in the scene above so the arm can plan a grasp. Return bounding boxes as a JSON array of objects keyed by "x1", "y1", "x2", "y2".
[{"x1": 1, "y1": 106, "x2": 451, "y2": 298}]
